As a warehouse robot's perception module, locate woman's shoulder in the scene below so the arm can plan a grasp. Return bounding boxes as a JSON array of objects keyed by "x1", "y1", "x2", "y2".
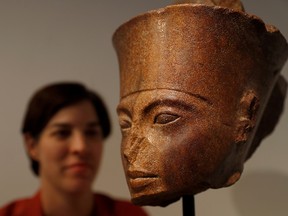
[
  {"x1": 0, "y1": 193, "x2": 41, "y2": 216},
  {"x1": 94, "y1": 193, "x2": 149, "y2": 216}
]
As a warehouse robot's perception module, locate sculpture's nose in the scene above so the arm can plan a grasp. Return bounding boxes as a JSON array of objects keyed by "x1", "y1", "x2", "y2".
[{"x1": 122, "y1": 133, "x2": 145, "y2": 165}]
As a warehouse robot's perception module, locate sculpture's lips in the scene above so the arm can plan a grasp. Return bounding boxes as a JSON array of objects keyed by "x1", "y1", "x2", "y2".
[
  {"x1": 127, "y1": 170, "x2": 159, "y2": 192},
  {"x1": 127, "y1": 170, "x2": 158, "y2": 179}
]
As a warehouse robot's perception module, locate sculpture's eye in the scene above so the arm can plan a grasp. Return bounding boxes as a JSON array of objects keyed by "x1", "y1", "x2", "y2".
[
  {"x1": 119, "y1": 119, "x2": 132, "y2": 130},
  {"x1": 154, "y1": 113, "x2": 180, "y2": 124}
]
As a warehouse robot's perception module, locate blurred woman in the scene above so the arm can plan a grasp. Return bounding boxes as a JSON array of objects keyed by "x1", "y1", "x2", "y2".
[{"x1": 0, "y1": 82, "x2": 148, "y2": 216}]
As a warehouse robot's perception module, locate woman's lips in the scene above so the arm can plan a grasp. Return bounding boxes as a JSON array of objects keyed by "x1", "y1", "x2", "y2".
[{"x1": 65, "y1": 163, "x2": 92, "y2": 174}]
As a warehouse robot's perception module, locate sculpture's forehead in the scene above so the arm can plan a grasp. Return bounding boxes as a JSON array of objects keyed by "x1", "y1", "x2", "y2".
[
  {"x1": 118, "y1": 72, "x2": 243, "y2": 109},
  {"x1": 119, "y1": 89, "x2": 209, "y2": 106},
  {"x1": 117, "y1": 88, "x2": 220, "y2": 117}
]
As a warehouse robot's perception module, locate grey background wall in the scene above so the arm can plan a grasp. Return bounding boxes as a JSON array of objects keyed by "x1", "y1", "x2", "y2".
[{"x1": 0, "y1": 0, "x2": 287, "y2": 215}]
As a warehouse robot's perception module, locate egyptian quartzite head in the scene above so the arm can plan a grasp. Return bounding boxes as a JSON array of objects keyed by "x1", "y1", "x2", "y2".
[{"x1": 113, "y1": 1, "x2": 288, "y2": 207}]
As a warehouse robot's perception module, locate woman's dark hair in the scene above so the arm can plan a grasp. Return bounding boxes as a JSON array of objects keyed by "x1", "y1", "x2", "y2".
[{"x1": 22, "y1": 82, "x2": 111, "y2": 176}]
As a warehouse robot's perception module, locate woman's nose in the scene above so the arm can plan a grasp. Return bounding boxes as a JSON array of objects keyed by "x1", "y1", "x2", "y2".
[{"x1": 70, "y1": 132, "x2": 88, "y2": 154}]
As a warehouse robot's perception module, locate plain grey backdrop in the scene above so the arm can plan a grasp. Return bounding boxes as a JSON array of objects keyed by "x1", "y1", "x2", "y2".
[{"x1": 0, "y1": 0, "x2": 287, "y2": 215}]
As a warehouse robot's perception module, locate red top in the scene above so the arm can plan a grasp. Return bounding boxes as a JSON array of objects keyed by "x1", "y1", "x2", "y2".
[{"x1": 0, "y1": 192, "x2": 148, "y2": 216}]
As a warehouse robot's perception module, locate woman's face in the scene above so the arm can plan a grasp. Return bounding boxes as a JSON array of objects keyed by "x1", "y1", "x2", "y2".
[
  {"x1": 117, "y1": 89, "x2": 240, "y2": 206},
  {"x1": 27, "y1": 100, "x2": 103, "y2": 194}
]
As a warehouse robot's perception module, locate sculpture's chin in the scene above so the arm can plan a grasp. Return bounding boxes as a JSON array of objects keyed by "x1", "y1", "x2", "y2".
[
  {"x1": 130, "y1": 185, "x2": 209, "y2": 207},
  {"x1": 131, "y1": 191, "x2": 181, "y2": 207}
]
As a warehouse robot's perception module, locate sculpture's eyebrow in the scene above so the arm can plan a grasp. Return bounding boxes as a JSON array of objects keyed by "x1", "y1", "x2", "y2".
[
  {"x1": 117, "y1": 91, "x2": 211, "y2": 116},
  {"x1": 143, "y1": 98, "x2": 202, "y2": 115},
  {"x1": 117, "y1": 104, "x2": 132, "y2": 118}
]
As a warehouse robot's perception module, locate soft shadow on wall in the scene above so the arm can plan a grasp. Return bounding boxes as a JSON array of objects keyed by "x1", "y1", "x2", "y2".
[{"x1": 232, "y1": 170, "x2": 288, "y2": 216}]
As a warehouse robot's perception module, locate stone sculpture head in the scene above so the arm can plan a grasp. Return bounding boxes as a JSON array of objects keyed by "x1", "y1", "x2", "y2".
[{"x1": 113, "y1": 0, "x2": 288, "y2": 207}]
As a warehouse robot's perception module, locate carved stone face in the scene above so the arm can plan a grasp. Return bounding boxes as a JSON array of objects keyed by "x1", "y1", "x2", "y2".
[{"x1": 117, "y1": 83, "x2": 246, "y2": 206}]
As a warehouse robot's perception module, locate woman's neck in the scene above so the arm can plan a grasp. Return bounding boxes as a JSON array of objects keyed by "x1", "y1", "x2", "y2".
[{"x1": 40, "y1": 181, "x2": 94, "y2": 216}]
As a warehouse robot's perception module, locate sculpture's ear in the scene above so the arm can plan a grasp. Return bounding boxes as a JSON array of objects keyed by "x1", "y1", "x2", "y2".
[
  {"x1": 245, "y1": 75, "x2": 287, "y2": 160},
  {"x1": 235, "y1": 90, "x2": 260, "y2": 144},
  {"x1": 223, "y1": 92, "x2": 259, "y2": 187}
]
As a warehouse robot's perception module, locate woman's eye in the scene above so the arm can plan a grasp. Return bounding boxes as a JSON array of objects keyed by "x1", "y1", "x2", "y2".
[
  {"x1": 119, "y1": 120, "x2": 131, "y2": 130},
  {"x1": 85, "y1": 129, "x2": 101, "y2": 137},
  {"x1": 54, "y1": 130, "x2": 70, "y2": 138},
  {"x1": 154, "y1": 113, "x2": 180, "y2": 124}
]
